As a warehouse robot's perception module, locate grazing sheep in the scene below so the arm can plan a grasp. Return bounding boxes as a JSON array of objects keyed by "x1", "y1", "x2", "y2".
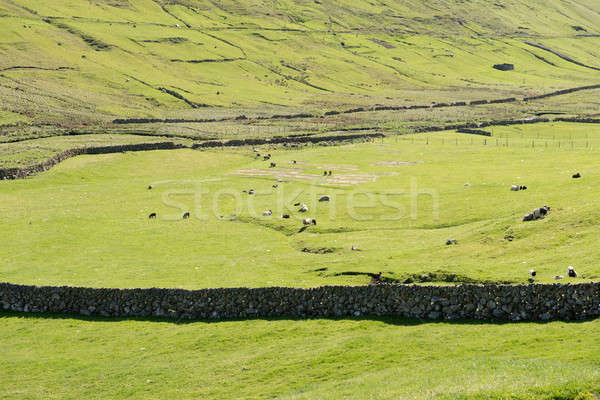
[
  {"x1": 554, "y1": 275, "x2": 564, "y2": 280},
  {"x1": 319, "y1": 195, "x2": 330, "y2": 202},
  {"x1": 273, "y1": 184, "x2": 279, "y2": 188},
  {"x1": 248, "y1": 189, "x2": 255, "y2": 195},
  {"x1": 282, "y1": 214, "x2": 290, "y2": 219},
  {"x1": 148, "y1": 213, "x2": 157, "y2": 219},
  {"x1": 351, "y1": 245, "x2": 360, "y2": 251},
  {"x1": 369, "y1": 272, "x2": 382, "y2": 285},
  {"x1": 253, "y1": 148, "x2": 260, "y2": 153},
  {"x1": 263, "y1": 155, "x2": 271, "y2": 161},
  {"x1": 511, "y1": 185, "x2": 519, "y2": 191},
  {"x1": 148, "y1": 185, "x2": 153, "y2": 190},
  {"x1": 182, "y1": 212, "x2": 190, "y2": 219},
  {"x1": 323, "y1": 171, "x2": 327, "y2": 176},
  {"x1": 299, "y1": 204, "x2": 308, "y2": 212},
  {"x1": 262, "y1": 210, "x2": 273, "y2": 216},
  {"x1": 294, "y1": 202, "x2": 301, "y2": 206},
  {"x1": 328, "y1": 171, "x2": 332, "y2": 176},
  {"x1": 445, "y1": 239, "x2": 458, "y2": 245},
  {"x1": 523, "y1": 205, "x2": 550, "y2": 221},
  {"x1": 529, "y1": 269, "x2": 536, "y2": 277},
  {"x1": 568, "y1": 266, "x2": 578, "y2": 278},
  {"x1": 464, "y1": 183, "x2": 470, "y2": 187},
  {"x1": 520, "y1": 185, "x2": 527, "y2": 190},
  {"x1": 572, "y1": 172, "x2": 581, "y2": 178},
  {"x1": 255, "y1": 153, "x2": 261, "y2": 157},
  {"x1": 292, "y1": 160, "x2": 297, "y2": 164},
  {"x1": 302, "y1": 218, "x2": 316, "y2": 225}
]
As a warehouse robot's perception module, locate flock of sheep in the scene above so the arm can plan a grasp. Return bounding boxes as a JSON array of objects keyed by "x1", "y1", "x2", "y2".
[{"x1": 145, "y1": 147, "x2": 585, "y2": 284}]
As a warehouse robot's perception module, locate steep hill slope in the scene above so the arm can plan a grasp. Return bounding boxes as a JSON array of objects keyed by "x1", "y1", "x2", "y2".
[{"x1": 0, "y1": 0, "x2": 599, "y2": 126}]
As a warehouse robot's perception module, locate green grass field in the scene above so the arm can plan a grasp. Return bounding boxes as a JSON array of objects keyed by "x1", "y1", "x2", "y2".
[
  {"x1": 2, "y1": 0, "x2": 600, "y2": 398},
  {"x1": 2, "y1": 122, "x2": 600, "y2": 289}
]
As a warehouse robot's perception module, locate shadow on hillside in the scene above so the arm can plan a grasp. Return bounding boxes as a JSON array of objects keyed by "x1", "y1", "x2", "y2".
[{"x1": 0, "y1": 309, "x2": 595, "y2": 326}]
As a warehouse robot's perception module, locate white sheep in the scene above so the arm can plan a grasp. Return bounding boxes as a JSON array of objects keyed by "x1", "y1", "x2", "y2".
[
  {"x1": 262, "y1": 210, "x2": 272, "y2": 216},
  {"x1": 299, "y1": 204, "x2": 308, "y2": 212}
]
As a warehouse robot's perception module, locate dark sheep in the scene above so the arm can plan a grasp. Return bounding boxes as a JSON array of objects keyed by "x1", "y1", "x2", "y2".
[
  {"x1": 282, "y1": 214, "x2": 290, "y2": 219},
  {"x1": 319, "y1": 195, "x2": 330, "y2": 202},
  {"x1": 568, "y1": 266, "x2": 578, "y2": 278},
  {"x1": 294, "y1": 202, "x2": 301, "y2": 206},
  {"x1": 148, "y1": 213, "x2": 157, "y2": 219},
  {"x1": 323, "y1": 171, "x2": 327, "y2": 176},
  {"x1": 328, "y1": 171, "x2": 332, "y2": 176},
  {"x1": 572, "y1": 172, "x2": 581, "y2": 178},
  {"x1": 148, "y1": 185, "x2": 153, "y2": 190},
  {"x1": 270, "y1": 162, "x2": 276, "y2": 168},
  {"x1": 369, "y1": 272, "x2": 382, "y2": 285},
  {"x1": 529, "y1": 270, "x2": 536, "y2": 277},
  {"x1": 182, "y1": 212, "x2": 190, "y2": 219}
]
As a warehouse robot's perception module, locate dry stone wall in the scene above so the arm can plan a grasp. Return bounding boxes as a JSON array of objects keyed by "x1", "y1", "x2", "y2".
[{"x1": 1, "y1": 282, "x2": 598, "y2": 321}]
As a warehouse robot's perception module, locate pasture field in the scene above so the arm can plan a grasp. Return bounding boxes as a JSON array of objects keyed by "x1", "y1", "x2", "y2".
[
  {"x1": 0, "y1": 312, "x2": 599, "y2": 399},
  {"x1": 1, "y1": 122, "x2": 599, "y2": 289},
  {"x1": 1, "y1": 0, "x2": 600, "y2": 398}
]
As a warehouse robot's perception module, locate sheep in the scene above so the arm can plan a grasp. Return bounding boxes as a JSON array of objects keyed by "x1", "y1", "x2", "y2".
[
  {"x1": 148, "y1": 185, "x2": 153, "y2": 190},
  {"x1": 351, "y1": 245, "x2": 360, "y2": 251},
  {"x1": 253, "y1": 148, "x2": 260, "y2": 153},
  {"x1": 248, "y1": 189, "x2": 255, "y2": 195},
  {"x1": 369, "y1": 272, "x2": 382, "y2": 285},
  {"x1": 182, "y1": 212, "x2": 190, "y2": 219},
  {"x1": 511, "y1": 185, "x2": 519, "y2": 191},
  {"x1": 292, "y1": 160, "x2": 297, "y2": 164},
  {"x1": 568, "y1": 266, "x2": 578, "y2": 278},
  {"x1": 263, "y1": 155, "x2": 271, "y2": 161},
  {"x1": 299, "y1": 204, "x2": 308, "y2": 212},
  {"x1": 328, "y1": 171, "x2": 332, "y2": 176},
  {"x1": 272, "y1": 184, "x2": 279, "y2": 188},
  {"x1": 445, "y1": 239, "x2": 458, "y2": 245},
  {"x1": 302, "y1": 218, "x2": 316, "y2": 225},
  {"x1": 554, "y1": 275, "x2": 564, "y2": 280},
  {"x1": 572, "y1": 172, "x2": 581, "y2": 178},
  {"x1": 294, "y1": 202, "x2": 301, "y2": 206},
  {"x1": 529, "y1": 269, "x2": 536, "y2": 277},
  {"x1": 262, "y1": 210, "x2": 273, "y2": 216},
  {"x1": 319, "y1": 195, "x2": 330, "y2": 202},
  {"x1": 270, "y1": 162, "x2": 276, "y2": 168},
  {"x1": 148, "y1": 213, "x2": 157, "y2": 219},
  {"x1": 523, "y1": 213, "x2": 534, "y2": 221},
  {"x1": 282, "y1": 214, "x2": 290, "y2": 219},
  {"x1": 323, "y1": 171, "x2": 327, "y2": 176},
  {"x1": 520, "y1": 185, "x2": 527, "y2": 190}
]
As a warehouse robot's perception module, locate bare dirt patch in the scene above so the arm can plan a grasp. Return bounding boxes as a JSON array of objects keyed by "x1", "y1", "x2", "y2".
[{"x1": 373, "y1": 161, "x2": 423, "y2": 167}]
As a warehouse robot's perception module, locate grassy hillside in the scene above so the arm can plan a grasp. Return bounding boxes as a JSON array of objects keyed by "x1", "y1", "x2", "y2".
[{"x1": 1, "y1": 0, "x2": 599, "y2": 127}]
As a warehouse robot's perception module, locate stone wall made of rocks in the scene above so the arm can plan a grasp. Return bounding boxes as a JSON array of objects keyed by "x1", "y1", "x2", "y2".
[{"x1": 1, "y1": 282, "x2": 598, "y2": 321}]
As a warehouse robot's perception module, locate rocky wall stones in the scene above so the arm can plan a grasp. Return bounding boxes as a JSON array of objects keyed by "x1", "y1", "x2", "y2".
[{"x1": 0, "y1": 282, "x2": 598, "y2": 321}]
